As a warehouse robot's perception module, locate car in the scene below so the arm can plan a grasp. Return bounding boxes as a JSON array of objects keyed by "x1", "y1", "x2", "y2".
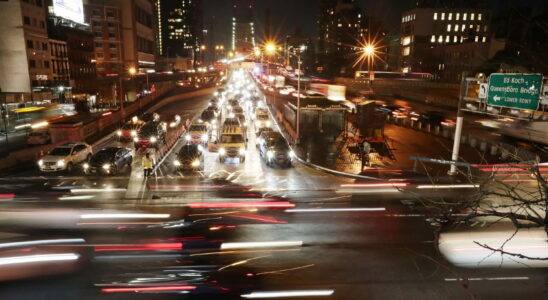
[
  {"x1": 257, "y1": 131, "x2": 293, "y2": 168},
  {"x1": 223, "y1": 117, "x2": 241, "y2": 127},
  {"x1": 134, "y1": 121, "x2": 166, "y2": 150},
  {"x1": 377, "y1": 105, "x2": 410, "y2": 118},
  {"x1": 173, "y1": 144, "x2": 204, "y2": 172},
  {"x1": 116, "y1": 119, "x2": 144, "y2": 141},
  {"x1": 254, "y1": 112, "x2": 271, "y2": 130},
  {"x1": 83, "y1": 147, "x2": 132, "y2": 175},
  {"x1": 201, "y1": 110, "x2": 216, "y2": 124},
  {"x1": 141, "y1": 112, "x2": 160, "y2": 122},
  {"x1": 218, "y1": 126, "x2": 246, "y2": 163},
  {"x1": 228, "y1": 99, "x2": 239, "y2": 107},
  {"x1": 167, "y1": 114, "x2": 182, "y2": 129},
  {"x1": 256, "y1": 126, "x2": 273, "y2": 137},
  {"x1": 185, "y1": 122, "x2": 209, "y2": 144},
  {"x1": 415, "y1": 111, "x2": 446, "y2": 126},
  {"x1": 27, "y1": 130, "x2": 51, "y2": 145},
  {"x1": 38, "y1": 142, "x2": 93, "y2": 172}
]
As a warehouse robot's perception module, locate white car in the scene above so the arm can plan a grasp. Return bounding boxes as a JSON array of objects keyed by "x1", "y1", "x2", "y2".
[
  {"x1": 38, "y1": 142, "x2": 93, "y2": 172},
  {"x1": 27, "y1": 131, "x2": 51, "y2": 145}
]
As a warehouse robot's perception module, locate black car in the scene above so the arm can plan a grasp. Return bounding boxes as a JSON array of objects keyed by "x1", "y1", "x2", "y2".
[
  {"x1": 257, "y1": 131, "x2": 293, "y2": 168},
  {"x1": 256, "y1": 126, "x2": 273, "y2": 137},
  {"x1": 201, "y1": 110, "x2": 216, "y2": 123},
  {"x1": 174, "y1": 144, "x2": 204, "y2": 171},
  {"x1": 134, "y1": 121, "x2": 166, "y2": 149},
  {"x1": 416, "y1": 111, "x2": 445, "y2": 126},
  {"x1": 141, "y1": 112, "x2": 160, "y2": 122},
  {"x1": 84, "y1": 147, "x2": 132, "y2": 175}
]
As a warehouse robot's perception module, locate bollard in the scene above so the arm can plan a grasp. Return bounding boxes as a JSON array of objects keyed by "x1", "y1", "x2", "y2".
[
  {"x1": 469, "y1": 137, "x2": 477, "y2": 147},
  {"x1": 480, "y1": 140, "x2": 487, "y2": 152},
  {"x1": 426, "y1": 123, "x2": 431, "y2": 132},
  {"x1": 434, "y1": 126, "x2": 440, "y2": 135},
  {"x1": 490, "y1": 144, "x2": 498, "y2": 156},
  {"x1": 418, "y1": 122, "x2": 422, "y2": 130}
]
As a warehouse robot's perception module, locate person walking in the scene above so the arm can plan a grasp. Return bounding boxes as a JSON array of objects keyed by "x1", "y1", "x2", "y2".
[{"x1": 142, "y1": 153, "x2": 153, "y2": 178}]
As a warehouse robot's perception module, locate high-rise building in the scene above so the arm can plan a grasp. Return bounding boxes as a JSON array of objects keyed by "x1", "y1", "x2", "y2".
[
  {"x1": 232, "y1": 1, "x2": 255, "y2": 54},
  {"x1": 0, "y1": 0, "x2": 53, "y2": 103},
  {"x1": 317, "y1": 0, "x2": 383, "y2": 76},
  {"x1": 400, "y1": 7, "x2": 492, "y2": 80},
  {"x1": 155, "y1": 0, "x2": 203, "y2": 59}
]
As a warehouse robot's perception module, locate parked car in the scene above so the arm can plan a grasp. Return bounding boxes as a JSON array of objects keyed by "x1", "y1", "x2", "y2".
[
  {"x1": 257, "y1": 131, "x2": 293, "y2": 168},
  {"x1": 38, "y1": 142, "x2": 93, "y2": 172},
  {"x1": 83, "y1": 147, "x2": 132, "y2": 175},
  {"x1": 134, "y1": 121, "x2": 166, "y2": 150},
  {"x1": 173, "y1": 144, "x2": 204, "y2": 172},
  {"x1": 27, "y1": 130, "x2": 51, "y2": 145}
]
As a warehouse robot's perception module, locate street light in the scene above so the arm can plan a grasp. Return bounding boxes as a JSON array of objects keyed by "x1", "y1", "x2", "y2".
[
  {"x1": 128, "y1": 67, "x2": 137, "y2": 76},
  {"x1": 265, "y1": 42, "x2": 277, "y2": 56}
]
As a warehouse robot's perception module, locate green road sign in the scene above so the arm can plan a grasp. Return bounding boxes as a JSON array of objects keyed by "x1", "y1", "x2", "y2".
[{"x1": 487, "y1": 73, "x2": 542, "y2": 110}]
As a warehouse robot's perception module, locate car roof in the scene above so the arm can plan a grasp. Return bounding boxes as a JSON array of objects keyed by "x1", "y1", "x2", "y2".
[
  {"x1": 262, "y1": 131, "x2": 283, "y2": 139},
  {"x1": 97, "y1": 147, "x2": 122, "y2": 154},
  {"x1": 221, "y1": 126, "x2": 243, "y2": 134}
]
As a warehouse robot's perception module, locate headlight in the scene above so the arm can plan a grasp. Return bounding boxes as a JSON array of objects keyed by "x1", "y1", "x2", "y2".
[
  {"x1": 116, "y1": 130, "x2": 122, "y2": 136},
  {"x1": 289, "y1": 150, "x2": 295, "y2": 158},
  {"x1": 267, "y1": 150, "x2": 274, "y2": 158},
  {"x1": 38, "y1": 159, "x2": 43, "y2": 166},
  {"x1": 239, "y1": 147, "x2": 246, "y2": 155},
  {"x1": 201, "y1": 134, "x2": 208, "y2": 142},
  {"x1": 133, "y1": 137, "x2": 139, "y2": 143},
  {"x1": 170, "y1": 122, "x2": 176, "y2": 128},
  {"x1": 219, "y1": 148, "x2": 226, "y2": 155},
  {"x1": 255, "y1": 121, "x2": 261, "y2": 127},
  {"x1": 185, "y1": 135, "x2": 191, "y2": 141},
  {"x1": 150, "y1": 136, "x2": 157, "y2": 143},
  {"x1": 191, "y1": 159, "x2": 200, "y2": 167},
  {"x1": 56, "y1": 160, "x2": 65, "y2": 167},
  {"x1": 266, "y1": 121, "x2": 272, "y2": 127},
  {"x1": 102, "y1": 164, "x2": 110, "y2": 170},
  {"x1": 212, "y1": 119, "x2": 217, "y2": 125},
  {"x1": 83, "y1": 163, "x2": 89, "y2": 169},
  {"x1": 173, "y1": 160, "x2": 181, "y2": 166},
  {"x1": 130, "y1": 130, "x2": 137, "y2": 137}
]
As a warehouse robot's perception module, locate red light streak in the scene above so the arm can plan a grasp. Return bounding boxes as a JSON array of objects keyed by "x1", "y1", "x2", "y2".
[
  {"x1": 94, "y1": 243, "x2": 182, "y2": 252},
  {"x1": 102, "y1": 111, "x2": 112, "y2": 116},
  {"x1": 188, "y1": 202, "x2": 295, "y2": 208},
  {"x1": 102, "y1": 285, "x2": 196, "y2": 293},
  {"x1": 0, "y1": 194, "x2": 14, "y2": 200},
  {"x1": 229, "y1": 213, "x2": 287, "y2": 224},
  {"x1": 480, "y1": 168, "x2": 548, "y2": 172},
  {"x1": 340, "y1": 183, "x2": 408, "y2": 188}
]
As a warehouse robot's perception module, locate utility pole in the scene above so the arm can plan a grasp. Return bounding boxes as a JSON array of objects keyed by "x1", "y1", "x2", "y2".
[
  {"x1": 296, "y1": 54, "x2": 301, "y2": 144},
  {"x1": 449, "y1": 72, "x2": 468, "y2": 175}
]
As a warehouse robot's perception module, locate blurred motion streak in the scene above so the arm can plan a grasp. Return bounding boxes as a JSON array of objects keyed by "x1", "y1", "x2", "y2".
[
  {"x1": 416, "y1": 184, "x2": 479, "y2": 189},
  {"x1": 0, "y1": 194, "x2": 14, "y2": 200},
  {"x1": 241, "y1": 290, "x2": 335, "y2": 298},
  {"x1": 188, "y1": 202, "x2": 295, "y2": 209},
  {"x1": 94, "y1": 243, "x2": 182, "y2": 252},
  {"x1": 191, "y1": 248, "x2": 301, "y2": 256},
  {"x1": 80, "y1": 213, "x2": 171, "y2": 219},
  {"x1": 221, "y1": 241, "x2": 303, "y2": 250},
  {"x1": 218, "y1": 255, "x2": 271, "y2": 271},
  {"x1": 256, "y1": 264, "x2": 314, "y2": 276},
  {"x1": 101, "y1": 286, "x2": 196, "y2": 293},
  {"x1": 0, "y1": 238, "x2": 85, "y2": 249},
  {"x1": 0, "y1": 253, "x2": 79, "y2": 266},
  {"x1": 340, "y1": 183, "x2": 408, "y2": 188},
  {"x1": 229, "y1": 213, "x2": 287, "y2": 224},
  {"x1": 286, "y1": 208, "x2": 386, "y2": 213}
]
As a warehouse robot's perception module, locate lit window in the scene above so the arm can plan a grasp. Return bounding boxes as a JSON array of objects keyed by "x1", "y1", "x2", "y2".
[
  {"x1": 447, "y1": 24, "x2": 452, "y2": 32},
  {"x1": 438, "y1": 35, "x2": 443, "y2": 43},
  {"x1": 453, "y1": 36, "x2": 457, "y2": 43},
  {"x1": 433, "y1": 12, "x2": 438, "y2": 20},
  {"x1": 441, "y1": 13, "x2": 445, "y2": 20},
  {"x1": 431, "y1": 35, "x2": 436, "y2": 43},
  {"x1": 454, "y1": 24, "x2": 459, "y2": 32},
  {"x1": 484, "y1": 25, "x2": 488, "y2": 32},
  {"x1": 456, "y1": 13, "x2": 460, "y2": 20},
  {"x1": 402, "y1": 47, "x2": 410, "y2": 56},
  {"x1": 478, "y1": 13, "x2": 482, "y2": 21},
  {"x1": 482, "y1": 36, "x2": 487, "y2": 43},
  {"x1": 476, "y1": 25, "x2": 480, "y2": 32},
  {"x1": 402, "y1": 36, "x2": 411, "y2": 46},
  {"x1": 445, "y1": 35, "x2": 450, "y2": 43},
  {"x1": 448, "y1": 13, "x2": 453, "y2": 20},
  {"x1": 402, "y1": 67, "x2": 409, "y2": 73},
  {"x1": 462, "y1": 24, "x2": 466, "y2": 32},
  {"x1": 474, "y1": 36, "x2": 479, "y2": 42},
  {"x1": 337, "y1": 23, "x2": 342, "y2": 27},
  {"x1": 471, "y1": 13, "x2": 475, "y2": 21},
  {"x1": 463, "y1": 13, "x2": 467, "y2": 21},
  {"x1": 460, "y1": 36, "x2": 464, "y2": 43}
]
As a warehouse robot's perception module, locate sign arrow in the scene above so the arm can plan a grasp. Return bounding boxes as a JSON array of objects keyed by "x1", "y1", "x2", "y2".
[{"x1": 493, "y1": 95, "x2": 501, "y2": 101}]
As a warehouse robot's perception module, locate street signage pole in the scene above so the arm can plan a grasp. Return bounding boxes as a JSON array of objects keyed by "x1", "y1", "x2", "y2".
[
  {"x1": 486, "y1": 73, "x2": 542, "y2": 110},
  {"x1": 449, "y1": 72, "x2": 468, "y2": 175}
]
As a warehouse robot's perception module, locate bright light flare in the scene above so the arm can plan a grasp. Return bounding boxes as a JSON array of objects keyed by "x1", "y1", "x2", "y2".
[
  {"x1": 241, "y1": 290, "x2": 334, "y2": 298},
  {"x1": 0, "y1": 253, "x2": 79, "y2": 266},
  {"x1": 188, "y1": 202, "x2": 295, "y2": 209},
  {"x1": 80, "y1": 213, "x2": 171, "y2": 219},
  {"x1": 0, "y1": 238, "x2": 85, "y2": 249},
  {"x1": 221, "y1": 241, "x2": 303, "y2": 250}
]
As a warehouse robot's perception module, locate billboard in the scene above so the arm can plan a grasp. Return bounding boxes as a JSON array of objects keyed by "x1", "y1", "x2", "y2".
[{"x1": 53, "y1": 0, "x2": 84, "y2": 24}]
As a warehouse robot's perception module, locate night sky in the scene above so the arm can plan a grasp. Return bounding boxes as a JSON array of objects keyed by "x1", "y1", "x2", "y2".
[{"x1": 203, "y1": 0, "x2": 546, "y2": 48}]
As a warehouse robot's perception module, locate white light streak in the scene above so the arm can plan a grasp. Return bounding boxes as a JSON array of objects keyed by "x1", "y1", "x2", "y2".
[
  {"x1": 417, "y1": 184, "x2": 479, "y2": 189},
  {"x1": 286, "y1": 208, "x2": 386, "y2": 213},
  {"x1": 221, "y1": 241, "x2": 303, "y2": 250},
  {"x1": 0, "y1": 253, "x2": 79, "y2": 266},
  {"x1": 0, "y1": 239, "x2": 85, "y2": 249},
  {"x1": 71, "y1": 188, "x2": 127, "y2": 193},
  {"x1": 80, "y1": 213, "x2": 170, "y2": 219},
  {"x1": 336, "y1": 188, "x2": 402, "y2": 194},
  {"x1": 241, "y1": 290, "x2": 334, "y2": 298}
]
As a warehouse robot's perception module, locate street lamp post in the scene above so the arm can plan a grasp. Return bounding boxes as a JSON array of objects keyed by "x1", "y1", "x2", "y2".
[{"x1": 296, "y1": 53, "x2": 301, "y2": 144}]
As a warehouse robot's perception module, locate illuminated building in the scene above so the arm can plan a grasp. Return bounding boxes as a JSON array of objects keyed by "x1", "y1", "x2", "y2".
[{"x1": 231, "y1": 1, "x2": 255, "y2": 54}]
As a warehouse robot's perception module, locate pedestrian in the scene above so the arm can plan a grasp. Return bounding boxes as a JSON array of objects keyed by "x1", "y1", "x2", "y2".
[
  {"x1": 362, "y1": 139, "x2": 371, "y2": 167},
  {"x1": 142, "y1": 153, "x2": 153, "y2": 178}
]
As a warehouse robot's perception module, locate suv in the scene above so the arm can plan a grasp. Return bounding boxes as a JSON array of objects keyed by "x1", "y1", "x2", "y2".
[
  {"x1": 134, "y1": 121, "x2": 166, "y2": 149},
  {"x1": 185, "y1": 122, "x2": 209, "y2": 145},
  {"x1": 218, "y1": 126, "x2": 246, "y2": 163},
  {"x1": 38, "y1": 142, "x2": 93, "y2": 172},
  {"x1": 257, "y1": 131, "x2": 293, "y2": 168}
]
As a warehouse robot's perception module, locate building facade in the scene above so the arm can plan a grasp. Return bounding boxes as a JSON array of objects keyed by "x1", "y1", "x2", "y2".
[
  {"x1": 400, "y1": 7, "x2": 491, "y2": 79},
  {"x1": 0, "y1": 0, "x2": 53, "y2": 102},
  {"x1": 155, "y1": 0, "x2": 203, "y2": 60},
  {"x1": 232, "y1": 2, "x2": 255, "y2": 55}
]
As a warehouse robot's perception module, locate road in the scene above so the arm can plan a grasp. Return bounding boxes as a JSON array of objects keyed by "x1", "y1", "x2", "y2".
[{"x1": 0, "y1": 73, "x2": 546, "y2": 299}]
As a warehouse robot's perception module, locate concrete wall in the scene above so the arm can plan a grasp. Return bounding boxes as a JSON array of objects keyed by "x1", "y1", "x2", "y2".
[{"x1": 335, "y1": 77, "x2": 461, "y2": 108}]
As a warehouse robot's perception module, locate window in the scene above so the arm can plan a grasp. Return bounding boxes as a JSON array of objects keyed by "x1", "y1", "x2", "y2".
[
  {"x1": 476, "y1": 25, "x2": 481, "y2": 32},
  {"x1": 44, "y1": 61, "x2": 49, "y2": 68},
  {"x1": 29, "y1": 59, "x2": 36, "y2": 68},
  {"x1": 474, "y1": 36, "x2": 479, "y2": 42},
  {"x1": 431, "y1": 35, "x2": 436, "y2": 43},
  {"x1": 108, "y1": 22, "x2": 115, "y2": 28},
  {"x1": 447, "y1": 24, "x2": 452, "y2": 32},
  {"x1": 109, "y1": 43, "x2": 117, "y2": 49},
  {"x1": 402, "y1": 36, "x2": 411, "y2": 46},
  {"x1": 478, "y1": 13, "x2": 482, "y2": 21},
  {"x1": 453, "y1": 36, "x2": 458, "y2": 43},
  {"x1": 94, "y1": 32, "x2": 102, "y2": 37},
  {"x1": 441, "y1": 12, "x2": 445, "y2": 20},
  {"x1": 448, "y1": 13, "x2": 453, "y2": 20},
  {"x1": 402, "y1": 47, "x2": 410, "y2": 56},
  {"x1": 454, "y1": 24, "x2": 459, "y2": 32},
  {"x1": 108, "y1": 32, "x2": 116, "y2": 38},
  {"x1": 433, "y1": 12, "x2": 438, "y2": 20},
  {"x1": 96, "y1": 52, "x2": 104, "y2": 58},
  {"x1": 42, "y1": 42, "x2": 47, "y2": 50},
  {"x1": 95, "y1": 42, "x2": 103, "y2": 48},
  {"x1": 463, "y1": 13, "x2": 467, "y2": 21},
  {"x1": 107, "y1": 12, "x2": 115, "y2": 18},
  {"x1": 92, "y1": 9, "x2": 100, "y2": 17},
  {"x1": 456, "y1": 13, "x2": 460, "y2": 20},
  {"x1": 27, "y1": 40, "x2": 34, "y2": 49},
  {"x1": 40, "y1": 21, "x2": 45, "y2": 28},
  {"x1": 462, "y1": 24, "x2": 466, "y2": 32},
  {"x1": 110, "y1": 53, "x2": 117, "y2": 59},
  {"x1": 35, "y1": 0, "x2": 42, "y2": 7},
  {"x1": 92, "y1": 21, "x2": 101, "y2": 26},
  {"x1": 445, "y1": 35, "x2": 450, "y2": 43},
  {"x1": 23, "y1": 16, "x2": 30, "y2": 25},
  {"x1": 438, "y1": 35, "x2": 443, "y2": 43},
  {"x1": 482, "y1": 36, "x2": 487, "y2": 43},
  {"x1": 484, "y1": 25, "x2": 488, "y2": 32},
  {"x1": 471, "y1": 13, "x2": 475, "y2": 21}
]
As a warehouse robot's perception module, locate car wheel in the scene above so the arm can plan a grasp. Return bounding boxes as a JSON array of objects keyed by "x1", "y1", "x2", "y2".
[
  {"x1": 86, "y1": 154, "x2": 92, "y2": 161},
  {"x1": 66, "y1": 162, "x2": 73, "y2": 173}
]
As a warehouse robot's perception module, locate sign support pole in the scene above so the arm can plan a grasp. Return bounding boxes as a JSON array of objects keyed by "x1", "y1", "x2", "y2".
[{"x1": 449, "y1": 72, "x2": 468, "y2": 175}]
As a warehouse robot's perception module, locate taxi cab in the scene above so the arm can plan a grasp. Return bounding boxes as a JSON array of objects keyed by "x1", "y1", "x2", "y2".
[
  {"x1": 117, "y1": 117, "x2": 144, "y2": 141},
  {"x1": 218, "y1": 126, "x2": 246, "y2": 163},
  {"x1": 185, "y1": 122, "x2": 209, "y2": 145}
]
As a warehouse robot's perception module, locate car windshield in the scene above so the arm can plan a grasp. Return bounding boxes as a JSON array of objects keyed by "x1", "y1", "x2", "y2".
[
  {"x1": 91, "y1": 151, "x2": 114, "y2": 163},
  {"x1": 268, "y1": 137, "x2": 287, "y2": 148},
  {"x1": 122, "y1": 124, "x2": 137, "y2": 130},
  {"x1": 257, "y1": 114, "x2": 268, "y2": 120},
  {"x1": 48, "y1": 147, "x2": 71, "y2": 156},
  {"x1": 233, "y1": 107, "x2": 243, "y2": 113},
  {"x1": 179, "y1": 146, "x2": 199, "y2": 158},
  {"x1": 189, "y1": 125, "x2": 207, "y2": 132},
  {"x1": 220, "y1": 134, "x2": 244, "y2": 143}
]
